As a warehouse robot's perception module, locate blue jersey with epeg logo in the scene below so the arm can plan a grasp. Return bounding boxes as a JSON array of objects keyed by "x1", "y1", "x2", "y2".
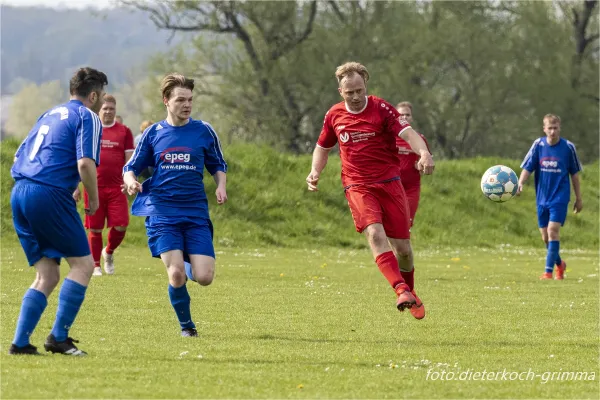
[
  {"x1": 124, "y1": 118, "x2": 227, "y2": 218},
  {"x1": 520, "y1": 137, "x2": 582, "y2": 206}
]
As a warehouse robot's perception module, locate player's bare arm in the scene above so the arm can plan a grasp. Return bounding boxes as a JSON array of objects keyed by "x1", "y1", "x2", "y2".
[
  {"x1": 213, "y1": 171, "x2": 228, "y2": 205},
  {"x1": 125, "y1": 150, "x2": 134, "y2": 164},
  {"x1": 306, "y1": 146, "x2": 331, "y2": 191},
  {"x1": 78, "y1": 157, "x2": 99, "y2": 215},
  {"x1": 400, "y1": 128, "x2": 434, "y2": 175},
  {"x1": 571, "y1": 173, "x2": 583, "y2": 213},
  {"x1": 123, "y1": 171, "x2": 142, "y2": 195},
  {"x1": 517, "y1": 169, "x2": 531, "y2": 196}
]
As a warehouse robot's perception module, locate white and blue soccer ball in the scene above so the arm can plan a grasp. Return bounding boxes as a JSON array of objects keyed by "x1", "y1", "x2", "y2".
[{"x1": 481, "y1": 165, "x2": 518, "y2": 202}]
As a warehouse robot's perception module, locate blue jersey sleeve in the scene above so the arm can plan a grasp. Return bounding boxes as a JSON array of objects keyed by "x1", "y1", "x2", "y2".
[
  {"x1": 566, "y1": 141, "x2": 583, "y2": 175},
  {"x1": 75, "y1": 106, "x2": 102, "y2": 165},
  {"x1": 202, "y1": 122, "x2": 228, "y2": 175},
  {"x1": 124, "y1": 127, "x2": 154, "y2": 176},
  {"x1": 520, "y1": 138, "x2": 540, "y2": 172}
]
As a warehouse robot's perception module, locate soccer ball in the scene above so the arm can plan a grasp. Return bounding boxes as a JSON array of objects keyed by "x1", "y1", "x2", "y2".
[{"x1": 481, "y1": 165, "x2": 518, "y2": 202}]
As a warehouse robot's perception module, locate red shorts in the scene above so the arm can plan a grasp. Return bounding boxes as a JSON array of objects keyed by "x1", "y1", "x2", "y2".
[
  {"x1": 345, "y1": 179, "x2": 410, "y2": 239},
  {"x1": 402, "y1": 181, "x2": 421, "y2": 227},
  {"x1": 84, "y1": 187, "x2": 129, "y2": 229}
]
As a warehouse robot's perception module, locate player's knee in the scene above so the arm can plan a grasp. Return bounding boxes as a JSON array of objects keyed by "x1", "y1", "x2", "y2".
[
  {"x1": 113, "y1": 226, "x2": 127, "y2": 232},
  {"x1": 547, "y1": 226, "x2": 560, "y2": 241},
  {"x1": 38, "y1": 272, "x2": 60, "y2": 291},
  {"x1": 365, "y1": 229, "x2": 387, "y2": 249},
  {"x1": 168, "y1": 267, "x2": 187, "y2": 287},
  {"x1": 195, "y1": 273, "x2": 214, "y2": 286}
]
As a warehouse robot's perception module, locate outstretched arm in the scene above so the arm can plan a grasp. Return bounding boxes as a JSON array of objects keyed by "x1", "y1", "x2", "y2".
[
  {"x1": 306, "y1": 146, "x2": 331, "y2": 191},
  {"x1": 399, "y1": 128, "x2": 434, "y2": 174}
]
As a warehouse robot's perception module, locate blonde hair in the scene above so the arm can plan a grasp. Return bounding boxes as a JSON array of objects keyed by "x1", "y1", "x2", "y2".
[
  {"x1": 103, "y1": 93, "x2": 116, "y2": 104},
  {"x1": 335, "y1": 62, "x2": 369, "y2": 86},
  {"x1": 396, "y1": 101, "x2": 412, "y2": 111},
  {"x1": 161, "y1": 73, "x2": 194, "y2": 100},
  {"x1": 543, "y1": 114, "x2": 561, "y2": 125},
  {"x1": 139, "y1": 120, "x2": 153, "y2": 133}
]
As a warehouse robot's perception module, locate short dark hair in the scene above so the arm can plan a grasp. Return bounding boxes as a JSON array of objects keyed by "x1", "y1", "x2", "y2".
[
  {"x1": 161, "y1": 73, "x2": 194, "y2": 100},
  {"x1": 69, "y1": 67, "x2": 108, "y2": 98}
]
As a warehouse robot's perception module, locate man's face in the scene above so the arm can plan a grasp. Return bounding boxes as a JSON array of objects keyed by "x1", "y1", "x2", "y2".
[
  {"x1": 397, "y1": 106, "x2": 413, "y2": 124},
  {"x1": 543, "y1": 120, "x2": 561, "y2": 142},
  {"x1": 338, "y1": 73, "x2": 367, "y2": 112},
  {"x1": 99, "y1": 101, "x2": 116, "y2": 125},
  {"x1": 164, "y1": 87, "x2": 193, "y2": 121}
]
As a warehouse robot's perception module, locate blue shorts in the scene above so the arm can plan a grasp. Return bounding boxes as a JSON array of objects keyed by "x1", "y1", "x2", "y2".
[
  {"x1": 11, "y1": 180, "x2": 90, "y2": 266},
  {"x1": 145, "y1": 216, "x2": 215, "y2": 260},
  {"x1": 537, "y1": 203, "x2": 568, "y2": 228}
]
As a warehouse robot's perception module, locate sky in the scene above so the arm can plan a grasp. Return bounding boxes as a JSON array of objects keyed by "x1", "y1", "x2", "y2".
[{"x1": 2, "y1": 0, "x2": 114, "y2": 8}]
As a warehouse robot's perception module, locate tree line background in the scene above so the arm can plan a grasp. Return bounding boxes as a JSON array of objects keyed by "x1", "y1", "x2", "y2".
[{"x1": 3, "y1": 1, "x2": 599, "y2": 162}]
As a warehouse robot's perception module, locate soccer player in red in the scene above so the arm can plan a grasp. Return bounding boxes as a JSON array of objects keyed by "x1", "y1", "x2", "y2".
[
  {"x1": 395, "y1": 101, "x2": 430, "y2": 227},
  {"x1": 77, "y1": 94, "x2": 134, "y2": 275},
  {"x1": 306, "y1": 62, "x2": 434, "y2": 319}
]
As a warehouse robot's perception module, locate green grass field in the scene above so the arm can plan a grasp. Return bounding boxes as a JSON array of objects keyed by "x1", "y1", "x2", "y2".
[
  {"x1": 1, "y1": 243, "x2": 598, "y2": 399},
  {"x1": 1, "y1": 139, "x2": 598, "y2": 398}
]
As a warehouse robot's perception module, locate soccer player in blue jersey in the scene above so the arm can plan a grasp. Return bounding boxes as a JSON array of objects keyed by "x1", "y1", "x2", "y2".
[
  {"x1": 9, "y1": 67, "x2": 108, "y2": 355},
  {"x1": 123, "y1": 73, "x2": 228, "y2": 337},
  {"x1": 518, "y1": 114, "x2": 583, "y2": 280}
]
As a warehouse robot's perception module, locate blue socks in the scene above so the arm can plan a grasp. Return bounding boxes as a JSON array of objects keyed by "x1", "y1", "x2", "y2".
[
  {"x1": 546, "y1": 242, "x2": 563, "y2": 266},
  {"x1": 51, "y1": 279, "x2": 87, "y2": 342},
  {"x1": 184, "y1": 262, "x2": 195, "y2": 281},
  {"x1": 545, "y1": 241, "x2": 560, "y2": 274},
  {"x1": 168, "y1": 284, "x2": 195, "y2": 329},
  {"x1": 13, "y1": 289, "x2": 48, "y2": 347}
]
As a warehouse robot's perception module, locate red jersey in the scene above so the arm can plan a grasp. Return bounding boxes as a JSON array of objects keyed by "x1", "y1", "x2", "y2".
[
  {"x1": 317, "y1": 95, "x2": 411, "y2": 187},
  {"x1": 396, "y1": 132, "x2": 430, "y2": 186},
  {"x1": 97, "y1": 121, "x2": 134, "y2": 187}
]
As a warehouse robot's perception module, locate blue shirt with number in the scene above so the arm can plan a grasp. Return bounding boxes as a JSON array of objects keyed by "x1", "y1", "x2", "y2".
[
  {"x1": 11, "y1": 99, "x2": 102, "y2": 192},
  {"x1": 520, "y1": 137, "x2": 582, "y2": 206},
  {"x1": 123, "y1": 118, "x2": 227, "y2": 219}
]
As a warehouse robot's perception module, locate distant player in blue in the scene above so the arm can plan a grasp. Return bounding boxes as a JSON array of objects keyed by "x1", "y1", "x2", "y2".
[
  {"x1": 123, "y1": 73, "x2": 228, "y2": 337},
  {"x1": 9, "y1": 67, "x2": 108, "y2": 355},
  {"x1": 518, "y1": 114, "x2": 583, "y2": 280}
]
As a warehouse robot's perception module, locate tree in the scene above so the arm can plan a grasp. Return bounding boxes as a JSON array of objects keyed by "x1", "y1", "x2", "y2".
[
  {"x1": 5, "y1": 81, "x2": 65, "y2": 139},
  {"x1": 122, "y1": 0, "x2": 599, "y2": 161}
]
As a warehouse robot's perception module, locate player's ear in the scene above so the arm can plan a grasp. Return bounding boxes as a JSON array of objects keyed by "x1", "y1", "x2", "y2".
[{"x1": 337, "y1": 87, "x2": 342, "y2": 97}]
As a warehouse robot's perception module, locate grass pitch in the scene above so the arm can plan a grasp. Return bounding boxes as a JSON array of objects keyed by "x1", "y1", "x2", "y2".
[{"x1": 1, "y1": 244, "x2": 598, "y2": 399}]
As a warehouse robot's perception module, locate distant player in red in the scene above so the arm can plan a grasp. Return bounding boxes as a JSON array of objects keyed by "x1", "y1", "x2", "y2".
[
  {"x1": 306, "y1": 62, "x2": 434, "y2": 319},
  {"x1": 396, "y1": 101, "x2": 430, "y2": 227},
  {"x1": 77, "y1": 94, "x2": 134, "y2": 276}
]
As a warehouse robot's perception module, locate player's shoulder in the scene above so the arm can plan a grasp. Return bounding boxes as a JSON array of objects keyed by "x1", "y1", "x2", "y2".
[
  {"x1": 562, "y1": 137, "x2": 577, "y2": 149},
  {"x1": 530, "y1": 137, "x2": 544, "y2": 148},
  {"x1": 141, "y1": 121, "x2": 165, "y2": 138},
  {"x1": 326, "y1": 101, "x2": 346, "y2": 116},
  {"x1": 187, "y1": 118, "x2": 217, "y2": 134},
  {"x1": 369, "y1": 95, "x2": 395, "y2": 110}
]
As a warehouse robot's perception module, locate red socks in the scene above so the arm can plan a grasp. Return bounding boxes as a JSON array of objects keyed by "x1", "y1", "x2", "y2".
[
  {"x1": 88, "y1": 231, "x2": 103, "y2": 267},
  {"x1": 401, "y1": 268, "x2": 415, "y2": 291},
  {"x1": 106, "y1": 228, "x2": 126, "y2": 255},
  {"x1": 375, "y1": 251, "x2": 405, "y2": 289}
]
